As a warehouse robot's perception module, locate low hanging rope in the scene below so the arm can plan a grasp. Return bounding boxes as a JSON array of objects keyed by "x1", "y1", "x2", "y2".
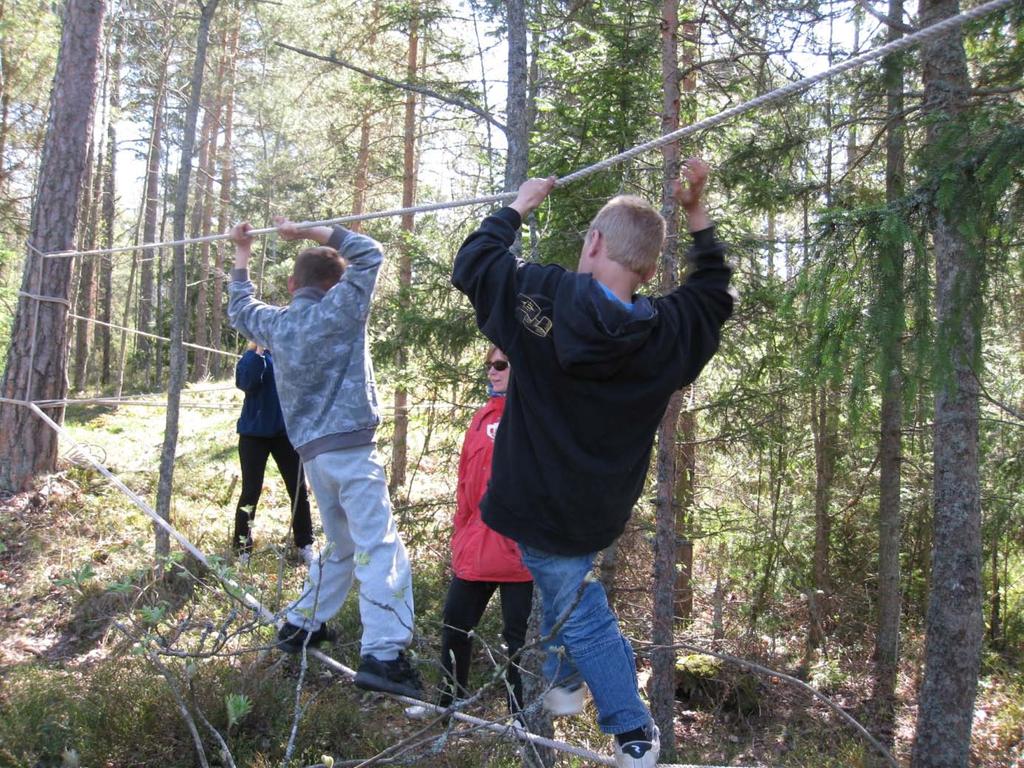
[
  {"x1": 25, "y1": 401, "x2": 760, "y2": 768},
  {"x1": 41, "y1": 0, "x2": 1015, "y2": 262}
]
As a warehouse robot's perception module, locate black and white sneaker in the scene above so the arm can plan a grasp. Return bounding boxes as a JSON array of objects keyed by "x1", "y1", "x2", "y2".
[
  {"x1": 354, "y1": 652, "x2": 424, "y2": 698},
  {"x1": 613, "y1": 723, "x2": 661, "y2": 768}
]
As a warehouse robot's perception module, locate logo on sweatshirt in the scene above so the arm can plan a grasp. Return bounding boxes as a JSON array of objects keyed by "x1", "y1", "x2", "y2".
[
  {"x1": 516, "y1": 294, "x2": 553, "y2": 337},
  {"x1": 486, "y1": 422, "x2": 499, "y2": 441}
]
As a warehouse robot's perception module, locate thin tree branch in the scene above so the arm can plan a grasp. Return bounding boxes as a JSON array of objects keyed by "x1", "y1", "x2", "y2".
[
  {"x1": 853, "y1": 0, "x2": 916, "y2": 34},
  {"x1": 274, "y1": 41, "x2": 507, "y2": 133}
]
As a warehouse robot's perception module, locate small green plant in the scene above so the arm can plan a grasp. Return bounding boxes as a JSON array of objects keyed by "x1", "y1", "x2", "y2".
[
  {"x1": 139, "y1": 602, "x2": 168, "y2": 626},
  {"x1": 225, "y1": 693, "x2": 253, "y2": 728},
  {"x1": 808, "y1": 656, "x2": 847, "y2": 692},
  {"x1": 54, "y1": 563, "x2": 96, "y2": 593}
]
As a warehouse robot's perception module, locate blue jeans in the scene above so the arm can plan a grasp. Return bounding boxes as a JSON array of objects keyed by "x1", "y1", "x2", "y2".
[{"x1": 518, "y1": 544, "x2": 651, "y2": 735}]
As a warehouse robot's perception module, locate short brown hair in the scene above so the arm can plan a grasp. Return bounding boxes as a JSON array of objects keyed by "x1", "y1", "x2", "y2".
[
  {"x1": 588, "y1": 195, "x2": 666, "y2": 277},
  {"x1": 292, "y1": 246, "x2": 346, "y2": 290}
]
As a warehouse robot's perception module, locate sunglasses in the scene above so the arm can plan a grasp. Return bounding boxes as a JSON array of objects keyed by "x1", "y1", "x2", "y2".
[{"x1": 486, "y1": 360, "x2": 510, "y2": 371}]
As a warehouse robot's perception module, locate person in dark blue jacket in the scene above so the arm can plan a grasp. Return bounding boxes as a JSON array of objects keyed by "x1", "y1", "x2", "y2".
[{"x1": 234, "y1": 343, "x2": 314, "y2": 565}]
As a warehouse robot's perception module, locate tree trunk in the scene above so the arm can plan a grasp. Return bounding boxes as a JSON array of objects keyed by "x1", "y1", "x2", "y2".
[
  {"x1": 348, "y1": 3, "x2": 381, "y2": 235},
  {"x1": 389, "y1": 11, "x2": 419, "y2": 498},
  {"x1": 154, "y1": 0, "x2": 220, "y2": 559},
  {"x1": 192, "y1": 35, "x2": 228, "y2": 382},
  {"x1": 911, "y1": 1, "x2": 983, "y2": 765},
  {"x1": 504, "y1": 0, "x2": 528, "y2": 191},
  {"x1": 650, "y1": 0, "x2": 682, "y2": 753},
  {"x1": 99, "y1": 31, "x2": 121, "y2": 388},
  {"x1": 139, "y1": 67, "x2": 168, "y2": 388},
  {"x1": 808, "y1": 379, "x2": 838, "y2": 655},
  {"x1": 674, "y1": 394, "x2": 696, "y2": 621},
  {"x1": 872, "y1": 0, "x2": 905, "y2": 725},
  {"x1": 673, "y1": 14, "x2": 699, "y2": 628},
  {"x1": 0, "y1": 0, "x2": 106, "y2": 491},
  {"x1": 212, "y1": 17, "x2": 239, "y2": 378},
  {"x1": 73, "y1": 138, "x2": 99, "y2": 392}
]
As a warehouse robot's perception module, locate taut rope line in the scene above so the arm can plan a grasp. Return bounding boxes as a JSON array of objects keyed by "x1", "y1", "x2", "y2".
[{"x1": 41, "y1": 0, "x2": 1014, "y2": 261}]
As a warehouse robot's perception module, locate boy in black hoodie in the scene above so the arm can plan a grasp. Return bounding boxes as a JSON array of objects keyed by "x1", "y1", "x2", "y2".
[{"x1": 451, "y1": 159, "x2": 733, "y2": 768}]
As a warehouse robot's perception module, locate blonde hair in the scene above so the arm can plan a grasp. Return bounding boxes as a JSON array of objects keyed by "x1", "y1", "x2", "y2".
[{"x1": 587, "y1": 195, "x2": 666, "y2": 277}]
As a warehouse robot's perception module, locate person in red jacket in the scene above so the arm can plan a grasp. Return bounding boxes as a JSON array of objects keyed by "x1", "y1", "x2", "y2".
[{"x1": 439, "y1": 346, "x2": 533, "y2": 714}]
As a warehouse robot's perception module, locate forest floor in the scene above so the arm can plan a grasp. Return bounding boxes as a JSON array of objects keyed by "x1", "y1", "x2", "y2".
[{"x1": 0, "y1": 380, "x2": 1022, "y2": 767}]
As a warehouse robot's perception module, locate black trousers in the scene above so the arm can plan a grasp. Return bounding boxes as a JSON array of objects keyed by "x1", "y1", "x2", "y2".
[
  {"x1": 440, "y1": 576, "x2": 533, "y2": 712},
  {"x1": 234, "y1": 433, "x2": 312, "y2": 550}
]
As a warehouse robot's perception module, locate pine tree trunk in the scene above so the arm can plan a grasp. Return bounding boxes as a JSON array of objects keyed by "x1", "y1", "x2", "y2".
[
  {"x1": 808, "y1": 379, "x2": 838, "y2": 656},
  {"x1": 911, "y1": 1, "x2": 983, "y2": 764},
  {"x1": 348, "y1": 3, "x2": 380, "y2": 235},
  {"x1": 154, "y1": 0, "x2": 219, "y2": 559},
  {"x1": 0, "y1": 0, "x2": 106, "y2": 491},
  {"x1": 99, "y1": 31, "x2": 121, "y2": 388},
  {"x1": 872, "y1": 0, "x2": 905, "y2": 723},
  {"x1": 389, "y1": 11, "x2": 419, "y2": 498},
  {"x1": 504, "y1": 0, "x2": 528, "y2": 191},
  {"x1": 650, "y1": 0, "x2": 682, "y2": 752},
  {"x1": 73, "y1": 139, "x2": 99, "y2": 392},
  {"x1": 192, "y1": 37, "x2": 228, "y2": 381},
  {"x1": 139, "y1": 68, "x2": 168, "y2": 388},
  {"x1": 212, "y1": 18, "x2": 239, "y2": 378}
]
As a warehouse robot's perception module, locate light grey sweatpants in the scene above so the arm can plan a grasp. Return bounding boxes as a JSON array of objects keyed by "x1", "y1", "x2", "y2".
[{"x1": 285, "y1": 443, "x2": 414, "y2": 660}]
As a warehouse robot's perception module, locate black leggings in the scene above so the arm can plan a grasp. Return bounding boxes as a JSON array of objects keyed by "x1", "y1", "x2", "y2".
[
  {"x1": 234, "y1": 433, "x2": 312, "y2": 550},
  {"x1": 440, "y1": 576, "x2": 533, "y2": 712}
]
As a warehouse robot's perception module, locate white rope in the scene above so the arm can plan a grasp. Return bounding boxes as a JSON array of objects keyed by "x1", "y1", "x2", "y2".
[
  {"x1": 19, "y1": 400, "x2": 758, "y2": 767},
  {"x1": 67, "y1": 313, "x2": 241, "y2": 360},
  {"x1": 41, "y1": 0, "x2": 1013, "y2": 262},
  {"x1": 24, "y1": 401, "x2": 757, "y2": 767},
  {"x1": 32, "y1": 396, "x2": 239, "y2": 411}
]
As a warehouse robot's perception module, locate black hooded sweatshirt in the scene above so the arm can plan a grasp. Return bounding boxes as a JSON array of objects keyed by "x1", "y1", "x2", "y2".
[{"x1": 452, "y1": 206, "x2": 734, "y2": 556}]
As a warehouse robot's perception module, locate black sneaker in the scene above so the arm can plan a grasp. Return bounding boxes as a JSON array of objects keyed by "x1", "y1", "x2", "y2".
[
  {"x1": 354, "y1": 652, "x2": 424, "y2": 698},
  {"x1": 276, "y1": 622, "x2": 337, "y2": 653}
]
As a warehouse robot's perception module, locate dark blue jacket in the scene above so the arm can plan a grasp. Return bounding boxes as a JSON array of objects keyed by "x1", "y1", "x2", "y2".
[
  {"x1": 452, "y1": 206, "x2": 734, "y2": 555},
  {"x1": 235, "y1": 350, "x2": 287, "y2": 437}
]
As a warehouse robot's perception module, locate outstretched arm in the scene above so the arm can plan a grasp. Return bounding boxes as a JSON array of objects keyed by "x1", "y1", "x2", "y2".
[
  {"x1": 227, "y1": 222, "x2": 278, "y2": 348},
  {"x1": 452, "y1": 176, "x2": 558, "y2": 344}
]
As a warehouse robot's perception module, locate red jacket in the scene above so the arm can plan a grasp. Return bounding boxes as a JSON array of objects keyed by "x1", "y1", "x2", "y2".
[{"x1": 451, "y1": 396, "x2": 532, "y2": 582}]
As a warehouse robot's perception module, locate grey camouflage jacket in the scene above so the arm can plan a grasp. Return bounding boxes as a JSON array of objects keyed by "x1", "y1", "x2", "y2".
[{"x1": 227, "y1": 226, "x2": 382, "y2": 460}]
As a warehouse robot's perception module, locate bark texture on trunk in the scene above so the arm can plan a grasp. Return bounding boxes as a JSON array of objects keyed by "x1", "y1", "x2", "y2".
[
  {"x1": 0, "y1": 0, "x2": 106, "y2": 491},
  {"x1": 872, "y1": 0, "x2": 906, "y2": 720},
  {"x1": 389, "y1": 12, "x2": 419, "y2": 497},
  {"x1": 911, "y1": 1, "x2": 983, "y2": 765},
  {"x1": 650, "y1": 0, "x2": 682, "y2": 753}
]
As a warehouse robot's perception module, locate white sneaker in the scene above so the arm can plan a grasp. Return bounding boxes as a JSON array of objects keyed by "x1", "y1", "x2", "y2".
[
  {"x1": 298, "y1": 545, "x2": 315, "y2": 566},
  {"x1": 613, "y1": 724, "x2": 660, "y2": 768},
  {"x1": 542, "y1": 683, "x2": 586, "y2": 716}
]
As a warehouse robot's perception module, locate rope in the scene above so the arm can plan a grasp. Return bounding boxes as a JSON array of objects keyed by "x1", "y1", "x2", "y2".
[
  {"x1": 33, "y1": 396, "x2": 239, "y2": 411},
  {"x1": 40, "y1": 0, "x2": 1013, "y2": 262},
  {"x1": 67, "y1": 313, "x2": 241, "y2": 360},
  {"x1": 22, "y1": 401, "x2": 758, "y2": 768}
]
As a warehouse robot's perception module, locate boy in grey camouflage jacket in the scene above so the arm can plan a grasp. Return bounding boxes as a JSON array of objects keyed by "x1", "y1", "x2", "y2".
[{"x1": 228, "y1": 217, "x2": 422, "y2": 698}]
